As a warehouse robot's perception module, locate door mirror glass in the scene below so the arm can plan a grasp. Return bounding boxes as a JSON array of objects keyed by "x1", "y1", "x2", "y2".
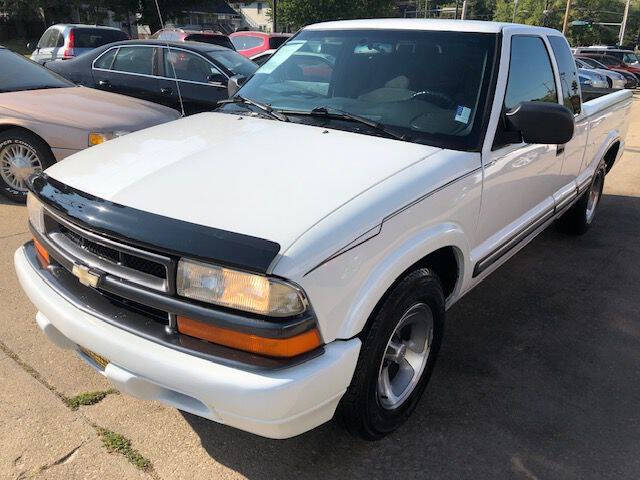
[
  {"x1": 227, "y1": 74, "x2": 247, "y2": 97},
  {"x1": 26, "y1": 42, "x2": 35, "y2": 50},
  {"x1": 506, "y1": 101, "x2": 574, "y2": 145},
  {"x1": 207, "y1": 73, "x2": 226, "y2": 84}
]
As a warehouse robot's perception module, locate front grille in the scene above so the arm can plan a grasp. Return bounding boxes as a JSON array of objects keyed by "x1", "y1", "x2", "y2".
[
  {"x1": 100, "y1": 290, "x2": 169, "y2": 324},
  {"x1": 59, "y1": 225, "x2": 167, "y2": 280}
]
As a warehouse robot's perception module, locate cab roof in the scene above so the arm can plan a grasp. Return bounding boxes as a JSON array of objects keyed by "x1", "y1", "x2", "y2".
[{"x1": 304, "y1": 19, "x2": 561, "y2": 36}]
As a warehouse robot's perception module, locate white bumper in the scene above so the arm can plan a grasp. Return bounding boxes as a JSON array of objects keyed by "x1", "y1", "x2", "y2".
[{"x1": 14, "y1": 246, "x2": 361, "y2": 439}]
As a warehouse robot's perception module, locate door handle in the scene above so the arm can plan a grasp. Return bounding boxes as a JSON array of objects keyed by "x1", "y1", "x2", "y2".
[
  {"x1": 556, "y1": 145, "x2": 565, "y2": 156},
  {"x1": 98, "y1": 80, "x2": 110, "y2": 88},
  {"x1": 160, "y1": 87, "x2": 173, "y2": 95}
]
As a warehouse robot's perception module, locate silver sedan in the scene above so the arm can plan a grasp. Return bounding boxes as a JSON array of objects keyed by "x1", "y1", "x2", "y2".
[{"x1": 0, "y1": 46, "x2": 180, "y2": 202}]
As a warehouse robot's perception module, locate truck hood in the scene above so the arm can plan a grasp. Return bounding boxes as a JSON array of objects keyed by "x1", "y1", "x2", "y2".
[
  {"x1": 45, "y1": 112, "x2": 439, "y2": 252},
  {"x1": 0, "y1": 86, "x2": 180, "y2": 130}
]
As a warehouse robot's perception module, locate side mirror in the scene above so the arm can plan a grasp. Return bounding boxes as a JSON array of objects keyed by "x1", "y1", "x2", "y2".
[
  {"x1": 207, "y1": 73, "x2": 226, "y2": 85},
  {"x1": 227, "y1": 74, "x2": 247, "y2": 97},
  {"x1": 26, "y1": 42, "x2": 35, "y2": 50},
  {"x1": 505, "y1": 101, "x2": 574, "y2": 145}
]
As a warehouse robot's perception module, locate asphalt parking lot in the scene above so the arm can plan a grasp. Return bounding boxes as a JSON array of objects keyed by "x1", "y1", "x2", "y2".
[{"x1": 1, "y1": 96, "x2": 639, "y2": 480}]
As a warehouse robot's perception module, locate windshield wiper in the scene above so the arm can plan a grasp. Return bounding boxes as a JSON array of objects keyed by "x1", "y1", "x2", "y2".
[
  {"x1": 217, "y1": 96, "x2": 288, "y2": 122},
  {"x1": 282, "y1": 106, "x2": 407, "y2": 141}
]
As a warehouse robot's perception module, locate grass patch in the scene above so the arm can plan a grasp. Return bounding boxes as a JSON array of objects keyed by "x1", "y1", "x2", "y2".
[
  {"x1": 66, "y1": 389, "x2": 119, "y2": 410},
  {"x1": 1, "y1": 38, "x2": 31, "y2": 56},
  {"x1": 96, "y1": 427, "x2": 152, "y2": 471}
]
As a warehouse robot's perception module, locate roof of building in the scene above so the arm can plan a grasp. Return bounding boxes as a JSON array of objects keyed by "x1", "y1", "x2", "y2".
[{"x1": 184, "y1": 1, "x2": 238, "y2": 15}]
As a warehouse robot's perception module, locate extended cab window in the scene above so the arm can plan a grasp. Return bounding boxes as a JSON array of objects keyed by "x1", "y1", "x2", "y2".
[{"x1": 548, "y1": 35, "x2": 581, "y2": 115}]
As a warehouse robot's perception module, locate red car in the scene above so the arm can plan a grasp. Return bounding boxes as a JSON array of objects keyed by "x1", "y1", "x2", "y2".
[
  {"x1": 151, "y1": 28, "x2": 235, "y2": 51},
  {"x1": 578, "y1": 53, "x2": 640, "y2": 80},
  {"x1": 230, "y1": 31, "x2": 291, "y2": 59}
]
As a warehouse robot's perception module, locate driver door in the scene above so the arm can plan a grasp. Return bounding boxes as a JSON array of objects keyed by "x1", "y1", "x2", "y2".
[{"x1": 472, "y1": 33, "x2": 564, "y2": 277}]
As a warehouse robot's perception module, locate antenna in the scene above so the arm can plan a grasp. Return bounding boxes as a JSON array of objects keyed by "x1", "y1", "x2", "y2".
[{"x1": 153, "y1": 0, "x2": 186, "y2": 117}]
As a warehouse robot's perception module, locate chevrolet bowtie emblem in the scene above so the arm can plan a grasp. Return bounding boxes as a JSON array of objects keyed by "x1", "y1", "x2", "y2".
[{"x1": 72, "y1": 264, "x2": 101, "y2": 288}]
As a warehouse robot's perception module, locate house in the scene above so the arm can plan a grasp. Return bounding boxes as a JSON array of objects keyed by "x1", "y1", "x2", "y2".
[{"x1": 230, "y1": 2, "x2": 272, "y2": 32}]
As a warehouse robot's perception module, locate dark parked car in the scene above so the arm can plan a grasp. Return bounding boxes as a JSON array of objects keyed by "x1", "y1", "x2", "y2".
[
  {"x1": 46, "y1": 40, "x2": 258, "y2": 115},
  {"x1": 29, "y1": 24, "x2": 129, "y2": 64},
  {"x1": 150, "y1": 28, "x2": 235, "y2": 50}
]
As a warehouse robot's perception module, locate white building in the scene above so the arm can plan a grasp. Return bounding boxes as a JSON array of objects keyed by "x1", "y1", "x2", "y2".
[{"x1": 230, "y1": 2, "x2": 272, "y2": 32}]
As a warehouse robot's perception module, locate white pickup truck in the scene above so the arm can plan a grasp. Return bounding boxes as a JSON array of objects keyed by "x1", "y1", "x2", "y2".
[{"x1": 15, "y1": 20, "x2": 632, "y2": 440}]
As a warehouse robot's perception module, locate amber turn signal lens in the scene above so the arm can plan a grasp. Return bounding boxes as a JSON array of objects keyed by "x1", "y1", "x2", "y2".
[
  {"x1": 177, "y1": 316, "x2": 322, "y2": 358},
  {"x1": 33, "y1": 238, "x2": 50, "y2": 266}
]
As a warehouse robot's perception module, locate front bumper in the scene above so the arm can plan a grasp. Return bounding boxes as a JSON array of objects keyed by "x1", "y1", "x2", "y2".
[{"x1": 14, "y1": 245, "x2": 361, "y2": 439}]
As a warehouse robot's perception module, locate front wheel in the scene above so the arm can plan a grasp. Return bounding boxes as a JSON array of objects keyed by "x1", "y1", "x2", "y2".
[
  {"x1": 336, "y1": 268, "x2": 445, "y2": 440},
  {"x1": 0, "y1": 129, "x2": 55, "y2": 203}
]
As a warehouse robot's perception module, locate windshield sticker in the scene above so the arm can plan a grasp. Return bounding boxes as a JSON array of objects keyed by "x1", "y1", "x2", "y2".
[{"x1": 454, "y1": 106, "x2": 471, "y2": 124}]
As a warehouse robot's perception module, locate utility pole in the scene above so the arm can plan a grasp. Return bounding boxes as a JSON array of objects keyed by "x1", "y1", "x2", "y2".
[
  {"x1": 619, "y1": 0, "x2": 631, "y2": 45},
  {"x1": 512, "y1": 0, "x2": 519, "y2": 22},
  {"x1": 272, "y1": 0, "x2": 277, "y2": 33},
  {"x1": 461, "y1": 0, "x2": 468, "y2": 19},
  {"x1": 562, "y1": 0, "x2": 571, "y2": 34}
]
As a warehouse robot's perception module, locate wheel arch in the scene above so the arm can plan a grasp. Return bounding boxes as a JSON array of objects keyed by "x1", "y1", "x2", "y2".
[
  {"x1": 0, "y1": 123, "x2": 56, "y2": 161},
  {"x1": 602, "y1": 139, "x2": 621, "y2": 174},
  {"x1": 336, "y1": 223, "x2": 469, "y2": 340}
]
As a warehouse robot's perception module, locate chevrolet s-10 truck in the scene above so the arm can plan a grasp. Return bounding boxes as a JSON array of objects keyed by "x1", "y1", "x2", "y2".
[{"x1": 15, "y1": 20, "x2": 632, "y2": 440}]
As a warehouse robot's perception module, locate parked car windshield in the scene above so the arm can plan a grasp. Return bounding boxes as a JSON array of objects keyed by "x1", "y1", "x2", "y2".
[
  {"x1": 74, "y1": 28, "x2": 129, "y2": 48},
  {"x1": 233, "y1": 29, "x2": 498, "y2": 150},
  {"x1": 209, "y1": 49, "x2": 258, "y2": 77},
  {"x1": 0, "y1": 49, "x2": 73, "y2": 92}
]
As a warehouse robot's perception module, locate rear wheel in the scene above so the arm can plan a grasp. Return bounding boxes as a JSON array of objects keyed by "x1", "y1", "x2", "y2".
[
  {"x1": 556, "y1": 167, "x2": 605, "y2": 235},
  {"x1": 336, "y1": 268, "x2": 445, "y2": 440},
  {"x1": 0, "y1": 129, "x2": 54, "y2": 203}
]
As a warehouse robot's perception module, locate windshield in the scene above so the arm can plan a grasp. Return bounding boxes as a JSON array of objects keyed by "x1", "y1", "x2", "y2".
[
  {"x1": 209, "y1": 49, "x2": 258, "y2": 77},
  {"x1": 230, "y1": 29, "x2": 498, "y2": 151},
  {"x1": 0, "y1": 49, "x2": 73, "y2": 92}
]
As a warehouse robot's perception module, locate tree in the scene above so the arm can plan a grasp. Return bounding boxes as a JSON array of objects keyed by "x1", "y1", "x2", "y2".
[{"x1": 271, "y1": 0, "x2": 396, "y2": 31}]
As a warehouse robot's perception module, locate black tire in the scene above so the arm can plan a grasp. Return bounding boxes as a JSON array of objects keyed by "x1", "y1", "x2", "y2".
[
  {"x1": 0, "y1": 128, "x2": 55, "y2": 203},
  {"x1": 556, "y1": 166, "x2": 605, "y2": 235},
  {"x1": 336, "y1": 268, "x2": 445, "y2": 440}
]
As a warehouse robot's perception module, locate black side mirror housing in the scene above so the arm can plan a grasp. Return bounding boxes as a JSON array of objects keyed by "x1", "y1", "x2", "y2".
[
  {"x1": 506, "y1": 101, "x2": 574, "y2": 145},
  {"x1": 207, "y1": 73, "x2": 226, "y2": 85},
  {"x1": 227, "y1": 74, "x2": 247, "y2": 98}
]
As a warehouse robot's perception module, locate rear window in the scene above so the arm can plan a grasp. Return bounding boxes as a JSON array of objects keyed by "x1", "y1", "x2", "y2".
[
  {"x1": 231, "y1": 35, "x2": 264, "y2": 51},
  {"x1": 268, "y1": 36, "x2": 289, "y2": 49},
  {"x1": 73, "y1": 28, "x2": 129, "y2": 49},
  {"x1": 186, "y1": 34, "x2": 234, "y2": 50},
  {"x1": 0, "y1": 49, "x2": 73, "y2": 92}
]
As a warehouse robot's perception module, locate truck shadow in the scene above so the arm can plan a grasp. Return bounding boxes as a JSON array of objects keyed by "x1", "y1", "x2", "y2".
[{"x1": 183, "y1": 193, "x2": 640, "y2": 480}]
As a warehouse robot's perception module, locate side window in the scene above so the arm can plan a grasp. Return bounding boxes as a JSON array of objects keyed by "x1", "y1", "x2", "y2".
[
  {"x1": 504, "y1": 36, "x2": 558, "y2": 111},
  {"x1": 38, "y1": 29, "x2": 55, "y2": 48},
  {"x1": 111, "y1": 46, "x2": 155, "y2": 75},
  {"x1": 54, "y1": 30, "x2": 65, "y2": 48},
  {"x1": 548, "y1": 36, "x2": 581, "y2": 115},
  {"x1": 164, "y1": 49, "x2": 222, "y2": 83},
  {"x1": 94, "y1": 48, "x2": 118, "y2": 70}
]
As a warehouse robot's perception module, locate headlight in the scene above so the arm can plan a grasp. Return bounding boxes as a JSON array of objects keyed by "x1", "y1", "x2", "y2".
[
  {"x1": 27, "y1": 192, "x2": 45, "y2": 234},
  {"x1": 177, "y1": 258, "x2": 308, "y2": 317},
  {"x1": 88, "y1": 131, "x2": 131, "y2": 146}
]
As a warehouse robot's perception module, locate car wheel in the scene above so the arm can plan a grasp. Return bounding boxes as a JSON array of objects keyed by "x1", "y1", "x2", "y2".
[
  {"x1": 0, "y1": 129, "x2": 55, "y2": 203},
  {"x1": 556, "y1": 166, "x2": 605, "y2": 235},
  {"x1": 336, "y1": 268, "x2": 445, "y2": 440}
]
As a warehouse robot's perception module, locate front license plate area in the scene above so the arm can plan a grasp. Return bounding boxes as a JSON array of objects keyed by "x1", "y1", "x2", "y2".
[{"x1": 78, "y1": 346, "x2": 109, "y2": 371}]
